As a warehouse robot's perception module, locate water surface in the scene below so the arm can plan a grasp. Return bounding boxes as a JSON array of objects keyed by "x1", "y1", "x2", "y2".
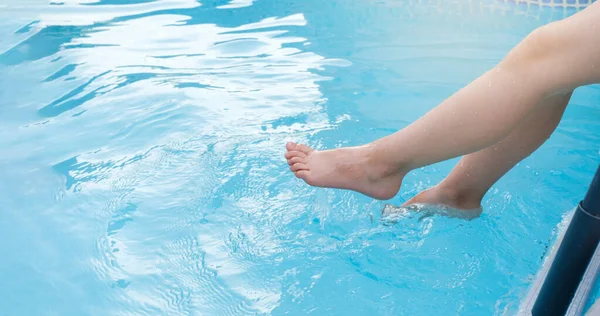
[{"x1": 1, "y1": 0, "x2": 599, "y2": 315}]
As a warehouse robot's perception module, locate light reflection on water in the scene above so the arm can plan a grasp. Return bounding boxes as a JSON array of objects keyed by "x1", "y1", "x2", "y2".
[{"x1": 0, "y1": 0, "x2": 598, "y2": 315}]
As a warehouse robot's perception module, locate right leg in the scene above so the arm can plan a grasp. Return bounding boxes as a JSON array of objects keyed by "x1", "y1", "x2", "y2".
[
  {"x1": 286, "y1": 2, "x2": 600, "y2": 200},
  {"x1": 404, "y1": 91, "x2": 572, "y2": 211}
]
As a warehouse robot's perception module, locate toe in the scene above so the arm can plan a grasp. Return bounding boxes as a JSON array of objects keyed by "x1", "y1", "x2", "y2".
[
  {"x1": 294, "y1": 170, "x2": 310, "y2": 181},
  {"x1": 285, "y1": 152, "x2": 308, "y2": 165},
  {"x1": 287, "y1": 156, "x2": 307, "y2": 166},
  {"x1": 290, "y1": 163, "x2": 309, "y2": 172},
  {"x1": 286, "y1": 142, "x2": 297, "y2": 151},
  {"x1": 296, "y1": 144, "x2": 314, "y2": 154},
  {"x1": 284, "y1": 151, "x2": 307, "y2": 160}
]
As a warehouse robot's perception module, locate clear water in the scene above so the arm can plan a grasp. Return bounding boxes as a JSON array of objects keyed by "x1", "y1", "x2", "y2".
[{"x1": 1, "y1": 1, "x2": 599, "y2": 315}]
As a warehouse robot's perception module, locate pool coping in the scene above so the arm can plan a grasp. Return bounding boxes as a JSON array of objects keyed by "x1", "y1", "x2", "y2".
[
  {"x1": 517, "y1": 210, "x2": 572, "y2": 315},
  {"x1": 567, "y1": 242, "x2": 600, "y2": 315},
  {"x1": 518, "y1": 212, "x2": 600, "y2": 316}
]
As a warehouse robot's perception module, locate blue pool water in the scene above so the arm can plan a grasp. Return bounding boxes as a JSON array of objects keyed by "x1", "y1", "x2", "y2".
[{"x1": 1, "y1": 0, "x2": 599, "y2": 315}]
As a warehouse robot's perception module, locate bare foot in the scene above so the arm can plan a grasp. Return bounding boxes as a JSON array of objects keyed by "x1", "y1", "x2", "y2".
[
  {"x1": 382, "y1": 186, "x2": 482, "y2": 220},
  {"x1": 379, "y1": 186, "x2": 482, "y2": 223},
  {"x1": 284, "y1": 142, "x2": 406, "y2": 200},
  {"x1": 403, "y1": 186, "x2": 482, "y2": 210},
  {"x1": 381, "y1": 202, "x2": 481, "y2": 222}
]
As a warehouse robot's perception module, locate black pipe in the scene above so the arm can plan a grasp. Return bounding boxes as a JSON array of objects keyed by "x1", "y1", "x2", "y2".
[
  {"x1": 582, "y1": 164, "x2": 600, "y2": 217},
  {"x1": 532, "y1": 164, "x2": 600, "y2": 315}
]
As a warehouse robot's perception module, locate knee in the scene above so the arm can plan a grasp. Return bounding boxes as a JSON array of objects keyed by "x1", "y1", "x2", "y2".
[
  {"x1": 501, "y1": 22, "x2": 567, "y2": 70},
  {"x1": 498, "y1": 22, "x2": 577, "y2": 95}
]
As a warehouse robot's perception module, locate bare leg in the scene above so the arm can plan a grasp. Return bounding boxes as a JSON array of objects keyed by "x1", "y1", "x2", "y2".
[
  {"x1": 404, "y1": 91, "x2": 572, "y2": 210},
  {"x1": 285, "y1": 3, "x2": 600, "y2": 200}
]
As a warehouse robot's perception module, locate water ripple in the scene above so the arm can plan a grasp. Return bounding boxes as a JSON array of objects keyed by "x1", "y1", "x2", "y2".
[{"x1": 1, "y1": 0, "x2": 599, "y2": 315}]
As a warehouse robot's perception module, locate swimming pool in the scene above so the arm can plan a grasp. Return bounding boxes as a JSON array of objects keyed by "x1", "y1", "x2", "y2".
[{"x1": 1, "y1": 0, "x2": 599, "y2": 315}]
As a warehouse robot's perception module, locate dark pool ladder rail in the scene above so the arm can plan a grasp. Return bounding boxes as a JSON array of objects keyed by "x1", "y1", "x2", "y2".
[{"x1": 520, "y1": 164, "x2": 600, "y2": 316}]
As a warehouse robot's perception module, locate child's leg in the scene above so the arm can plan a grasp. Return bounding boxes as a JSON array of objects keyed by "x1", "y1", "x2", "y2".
[
  {"x1": 404, "y1": 91, "x2": 572, "y2": 210},
  {"x1": 286, "y1": 2, "x2": 600, "y2": 200}
]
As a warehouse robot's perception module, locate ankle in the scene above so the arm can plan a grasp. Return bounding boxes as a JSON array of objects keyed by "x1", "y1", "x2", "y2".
[
  {"x1": 435, "y1": 185, "x2": 483, "y2": 210},
  {"x1": 364, "y1": 142, "x2": 409, "y2": 177},
  {"x1": 361, "y1": 148, "x2": 400, "y2": 181}
]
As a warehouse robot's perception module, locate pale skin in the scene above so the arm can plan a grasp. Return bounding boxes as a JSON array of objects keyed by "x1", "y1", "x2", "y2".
[
  {"x1": 285, "y1": 2, "x2": 600, "y2": 212},
  {"x1": 403, "y1": 91, "x2": 571, "y2": 211}
]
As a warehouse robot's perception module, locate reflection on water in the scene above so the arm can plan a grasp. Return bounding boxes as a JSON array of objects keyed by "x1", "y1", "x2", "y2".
[{"x1": 1, "y1": 0, "x2": 599, "y2": 315}]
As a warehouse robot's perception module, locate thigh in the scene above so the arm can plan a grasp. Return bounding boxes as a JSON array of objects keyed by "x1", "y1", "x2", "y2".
[{"x1": 545, "y1": 2, "x2": 600, "y2": 90}]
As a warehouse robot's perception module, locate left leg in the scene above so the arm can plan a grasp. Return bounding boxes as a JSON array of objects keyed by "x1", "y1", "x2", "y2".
[
  {"x1": 404, "y1": 91, "x2": 572, "y2": 211},
  {"x1": 285, "y1": 3, "x2": 600, "y2": 200}
]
